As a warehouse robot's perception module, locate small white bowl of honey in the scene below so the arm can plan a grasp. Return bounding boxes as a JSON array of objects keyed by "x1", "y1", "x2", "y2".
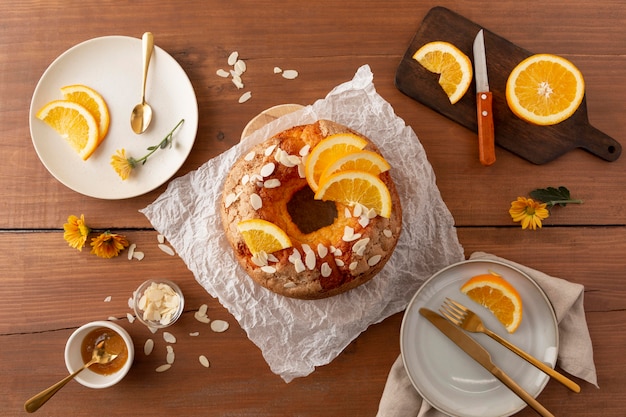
[{"x1": 64, "y1": 321, "x2": 134, "y2": 388}]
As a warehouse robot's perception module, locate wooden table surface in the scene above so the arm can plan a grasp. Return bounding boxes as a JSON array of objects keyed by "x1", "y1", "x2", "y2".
[{"x1": 2, "y1": 1, "x2": 625, "y2": 416}]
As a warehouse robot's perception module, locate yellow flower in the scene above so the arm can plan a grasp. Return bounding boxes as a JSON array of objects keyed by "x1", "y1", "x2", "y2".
[
  {"x1": 90, "y1": 231, "x2": 130, "y2": 258},
  {"x1": 110, "y1": 149, "x2": 135, "y2": 180},
  {"x1": 509, "y1": 197, "x2": 550, "y2": 230},
  {"x1": 63, "y1": 214, "x2": 91, "y2": 251}
]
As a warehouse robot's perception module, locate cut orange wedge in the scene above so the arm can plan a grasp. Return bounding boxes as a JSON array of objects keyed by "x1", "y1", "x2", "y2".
[
  {"x1": 506, "y1": 54, "x2": 585, "y2": 126},
  {"x1": 314, "y1": 170, "x2": 392, "y2": 218},
  {"x1": 61, "y1": 84, "x2": 110, "y2": 142},
  {"x1": 237, "y1": 219, "x2": 293, "y2": 255},
  {"x1": 319, "y1": 150, "x2": 391, "y2": 186},
  {"x1": 36, "y1": 100, "x2": 100, "y2": 161},
  {"x1": 460, "y1": 272, "x2": 523, "y2": 333},
  {"x1": 412, "y1": 41, "x2": 473, "y2": 104},
  {"x1": 304, "y1": 133, "x2": 368, "y2": 192}
]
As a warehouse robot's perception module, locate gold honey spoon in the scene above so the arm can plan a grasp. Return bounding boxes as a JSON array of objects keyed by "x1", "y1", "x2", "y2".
[{"x1": 130, "y1": 31, "x2": 154, "y2": 134}]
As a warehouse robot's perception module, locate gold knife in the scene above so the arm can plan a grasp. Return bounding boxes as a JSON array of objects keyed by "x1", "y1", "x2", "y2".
[{"x1": 420, "y1": 308, "x2": 554, "y2": 417}]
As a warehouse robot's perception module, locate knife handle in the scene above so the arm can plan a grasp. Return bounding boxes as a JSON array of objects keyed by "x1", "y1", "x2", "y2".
[
  {"x1": 484, "y1": 328, "x2": 581, "y2": 392},
  {"x1": 476, "y1": 92, "x2": 496, "y2": 166},
  {"x1": 492, "y1": 366, "x2": 555, "y2": 417}
]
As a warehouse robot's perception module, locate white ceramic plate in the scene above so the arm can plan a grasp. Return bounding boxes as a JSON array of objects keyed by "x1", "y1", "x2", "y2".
[
  {"x1": 400, "y1": 259, "x2": 558, "y2": 417},
  {"x1": 29, "y1": 36, "x2": 198, "y2": 199}
]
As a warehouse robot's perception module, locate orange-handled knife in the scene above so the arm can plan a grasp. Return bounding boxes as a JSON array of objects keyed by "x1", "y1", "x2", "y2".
[{"x1": 473, "y1": 29, "x2": 496, "y2": 166}]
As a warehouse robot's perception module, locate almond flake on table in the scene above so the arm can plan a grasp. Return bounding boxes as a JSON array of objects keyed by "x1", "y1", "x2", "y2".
[
  {"x1": 128, "y1": 243, "x2": 136, "y2": 260},
  {"x1": 166, "y1": 345, "x2": 175, "y2": 364},
  {"x1": 210, "y1": 320, "x2": 229, "y2": 333},
  {"x1": 126, "y1": 313, "x2": 136, "y2": 323},
  {"x1": 144, "y1": 338, "x2": 154, "y2": 355},
  {"x1": 158, "y1": 243, "x2": 176, "y2": 256},
  {"x1": 199, "y1": 355, "x2": 210, "y2": 368},
  {"x1": 155, "y1": 364, "x2": 171, "y2": 373},
  {"x1": 281, "y1": 69, "x2": 299, "y2": 79},
  {"x1": 163, "y1": 331, "x2": 177, "y2": 344},
  {"x1": 238, "y1": 91, "x2": 252, "y2": 103},
  {"x1": 103, "y1": 296, "x2": 111, "y2": 302}
]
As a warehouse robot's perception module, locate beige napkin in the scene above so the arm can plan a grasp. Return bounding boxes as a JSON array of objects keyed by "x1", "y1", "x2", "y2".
[{"x1": 376, "y1": 251, "x2": 598, "y2": 417}]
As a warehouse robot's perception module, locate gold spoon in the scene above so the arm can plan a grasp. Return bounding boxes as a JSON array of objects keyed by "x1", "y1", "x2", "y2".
[
  {"x1": 24, "y1": 341, "x2": 118, "y2": 413},
  {"x1": 130, "y1": 32, "x2": 154, "y2": 134}
]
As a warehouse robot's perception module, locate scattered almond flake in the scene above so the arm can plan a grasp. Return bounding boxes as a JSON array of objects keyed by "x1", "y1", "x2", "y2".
[
  {"x1": 267, "y1": 253, "x2": 279, "y2": 263},
  {"x1": 210, "y1": 320, "x2": 230, "y2": 333},
  {"x1": 261, "y1": 265, "x2": 277, "y2": 273},
  {"x1": 284, "y1": 282, "x2": 296, "y2": 288},
  {"x1": 250, "y1": 193, "x2": 262, "y2": 210},
  {"x1": 128, "y1": 243, "x2": 136, "y2": 260},
  {"x1": 251, "y1": 251, "x2": 268, "y2": 267},
  {"x1": 358, "y1": 216, "x2": 370, "y2": 228},
  {"x1": 367, "y1": 208, "x2": 377, "y2": 219},
  {"x1": 383, "y1": 229, "x2": 393, "y2": 238},
  {"x1": 232, "y1": 76, "x2": 244, "y2": 89},
  {"x1": 349, "y1": 261, "x2": 359, "y2": 270},
  {"x1": 273, "y1": 66, "x2": 283, "y2": 74},
  {"x1": 149, "y1": 326, "x2": 158, "y2": 334},
  {"x1": 107, "y1": 316, "x2": 118, "y2": 321},
  {"x1": 128, "y1": 297, "x2": 134, "y2": 309},
  {"x1": 244, "y1": 151, "x2": 255, "y2": 161},
  {"x1": 158, "y1": 244, "x2": 175, "y2": 256},
  {"x1": 335, "y1": 259, "x2": 345, "y2": 267},
  {"x1": 155, "y1": 364, "x2": 171, "y2": 373},
  {"x1": 104, "y1": 296, "x2": 112, "y2": 302},
  {"x1": 317, "y1": 244, "x2": 328, "y2": 258},
  {"x1": 264, "y1": 144, "x2": 277, "y2": 156},
  {"x1": 227, "y1": 51, "x2": 239, "y2": 66},
  {"x1": 260, "y1": 162, "x2": 276, "y2": 177},
  {"x1": 282, "y1": 69, "x2": 299, "y2": 79},
  {"x1": 302, "y1": 244, "x2": 316, "y2": 270},
  {"x1": 225, "y1": 192, "x2": 238, "y2": 208},
  {"x1": 126, "y1": 313, "x2": 136, "y2": 323},
  {"x1": 198, "y1": 304, "x2": 208, "y2": 316},
  {"x1": 166, "y1": 347, "x2": 175, "y2": 364},
  {"x1": 344, "y1": 207, "x2": 352, "y2": 218},
  {"x1": 195, "y1": 311, "x2": 211, "y2": 323},
  {"x1": 163, "y1": 332, "x2": 177, "y2": 344},
  {"x1": 241, "y1": 174, "x2": 250, "y2": 185},
  {"x1": 157, "y1": 234, "x2": 165, "y2": 244},
  {"x1": 288, "y1": 248, "x2": 301, "y2": 263},
  {"x1": 199, "y1": 355, "x2": 210, "y2": 368},
  {"x1": 294, "y1": 259, "x2": 306, "y2": 273},
  {"x1": 238, "y1": 91, "x2": 252, "y2": 103},
  {"x1": 234, "y1": 59, "x2": 246, "y2": 74},
  {"x1": 321, "y1": 262, "x2": 332, "y2": 277},
  {"x1": 297, "y1": 163, "x2": 305, "y2": 178},
  {"x1": 353, "y1": 238, "x2": 371, "y2": 257},
  {"x1": 133, "y1": 251, "x2": 145, "y2": 261},
  {"x1": 189, "y1": 332, "x2": 200, "y2": 336},
  {"x1": 342, "y1": 230, "x2": 362, "y2": 242},
  {"x1": 299, "y1": 144, "x2": 310, "y2": 157},
  {"x1": 216, "y1": 68, "x2": 230, "y2": 78},
  {"x1": 144, "y1": 339, "x2": 154, "y2": 355},
  {"x1": 368, "y1": 254, "x2": 382, "y2": 266},
  {"x1": 353, "y1": 204, "x2": 363, "y2": 218},
  {"x1": 263, "y1": 179, "x2": 281, "y2": 189}
]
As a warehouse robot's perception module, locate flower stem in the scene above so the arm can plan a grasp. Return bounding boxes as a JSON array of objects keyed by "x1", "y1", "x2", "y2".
[{"x1": 132, "y1": 119, "x2": 185, "y2": 166}]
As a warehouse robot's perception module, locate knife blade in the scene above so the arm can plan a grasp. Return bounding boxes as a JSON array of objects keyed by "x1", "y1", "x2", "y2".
[
  {"x1": 473, "y1": 29, "x2": 496, "y2": 166},
  {"x1": 419, "y1": 308, "x2": 554, "y2": 417}
]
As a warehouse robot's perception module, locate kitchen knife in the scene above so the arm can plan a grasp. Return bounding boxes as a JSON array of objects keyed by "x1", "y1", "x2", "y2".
[
  {"x1": 473, "y1": 29, "x2": 496, "y2": 166},
  {"x1": 419, "y1": 308, "x2": 554, "y2": 417}
]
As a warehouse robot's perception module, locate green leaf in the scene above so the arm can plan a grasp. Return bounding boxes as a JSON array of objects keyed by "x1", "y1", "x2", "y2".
[{"x1": 529, "y1": 186, "x2": 583, "y2": 208}]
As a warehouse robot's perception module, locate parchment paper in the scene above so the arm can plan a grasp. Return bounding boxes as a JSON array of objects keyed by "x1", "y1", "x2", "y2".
[{"x1": 141, "y1": 65, "x2": 464, "y2": 382}]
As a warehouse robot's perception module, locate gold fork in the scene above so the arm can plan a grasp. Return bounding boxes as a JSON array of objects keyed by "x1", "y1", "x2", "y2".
[{"x1": 441, "y1": 297, "x2": 581, "y2": 393}]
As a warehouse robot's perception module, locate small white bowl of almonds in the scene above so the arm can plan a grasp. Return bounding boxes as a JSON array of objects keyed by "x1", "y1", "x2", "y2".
[{"x1": 133, "y1": 279, "x2": 184, "y2": 329}]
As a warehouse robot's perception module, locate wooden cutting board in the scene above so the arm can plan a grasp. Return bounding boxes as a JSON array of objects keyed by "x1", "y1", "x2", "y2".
[{"x1": 395, "y1": 6, "x2": 621, "y2": 164}]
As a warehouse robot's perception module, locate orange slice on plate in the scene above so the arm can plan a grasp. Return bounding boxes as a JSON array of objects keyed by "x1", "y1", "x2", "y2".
[
  {"x1": 412, "y1": 41, "x2": 473, "y2": 104},
  {"x1": 304, "y1": 133, "x2": 368, "y2": 192},
  {"x1": 506, "y1": 54, "x2": 585, "y2": 126},
  {"x1": 36, "y1": 100, "x2": 100, "y2": 161},
  {"x1": 460, "y1": 272, "x2": 523, "y2": 333},
  {"x1": 61, "y1": 84, "x2": 110, "y2": 142},
  {"x1": 314, "y1": 170, "x2": 392, "y2": 218}
]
